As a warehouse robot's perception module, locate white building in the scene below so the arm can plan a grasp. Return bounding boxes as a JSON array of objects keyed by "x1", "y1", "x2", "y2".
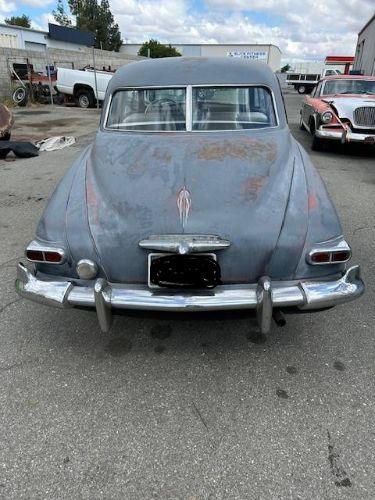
[
  {"x1": 120, "y1": 43, "x2": 282, "y2": 71},
  {"x1": 353, "y1": 14, "x2": 375, "y2": 76},
  {"x1": 0, "y1": 23, "x2": 91, "y2": 52}
]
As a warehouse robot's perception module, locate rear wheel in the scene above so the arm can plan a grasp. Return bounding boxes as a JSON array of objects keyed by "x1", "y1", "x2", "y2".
[
  {"x1": 75, "y1": 89, "x2": 95, "y2": 108},
  {"x1": 297, "y1": 85, "x2": 306, "y2": 94}
]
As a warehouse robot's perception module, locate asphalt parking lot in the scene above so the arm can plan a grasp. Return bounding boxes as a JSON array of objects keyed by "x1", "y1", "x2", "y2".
[{"x1": 0, "y1": 94, "x2": 374, "y2": 499}]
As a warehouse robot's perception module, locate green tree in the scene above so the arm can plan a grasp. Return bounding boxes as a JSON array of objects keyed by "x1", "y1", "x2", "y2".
[
  {"x1": 53, "y1": 0, "x2": 72, "y2": 26},
  {"x1": 138, "y1": 39, "x2": 181, "y2": 58},
  {"x1": 67, "y1": 0, "x2": 122, "y2": 51},
  {"x1": 280, "y1": 64, "x2": 291, "y2": 73},
  {"x1": 5, "y1": 15, "x2": 31, "y2": 28}
]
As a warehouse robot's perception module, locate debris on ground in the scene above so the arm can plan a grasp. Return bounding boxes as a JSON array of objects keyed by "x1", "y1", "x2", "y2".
[
  {"x1": 0, "y1": 141, "x2": 39, "y2": 159},
  {"x1": 36, "y1": 136, "x2": 76, "y2": 152}
]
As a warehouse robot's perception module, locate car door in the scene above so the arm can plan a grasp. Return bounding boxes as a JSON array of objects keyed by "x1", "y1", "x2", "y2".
[{"x1": 301, "y1": 82, "x2": 321, "y2": 129}]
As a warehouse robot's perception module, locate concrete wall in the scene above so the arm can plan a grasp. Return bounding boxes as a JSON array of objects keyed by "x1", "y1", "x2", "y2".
[
  {"x1": 353, "y1": 15, "x2": 375, "y2": 76},
  {"x1": 0, "y1": 46, "x2": 140, "y2": 98},
  {"x1": 120, "y1": 43, "x2": 282, "y2": 71}
]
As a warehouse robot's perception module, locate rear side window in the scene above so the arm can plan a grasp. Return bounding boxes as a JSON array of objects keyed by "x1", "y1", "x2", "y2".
[{"x1": 192, "y1": 86, "x2": 277, "y2": 130}]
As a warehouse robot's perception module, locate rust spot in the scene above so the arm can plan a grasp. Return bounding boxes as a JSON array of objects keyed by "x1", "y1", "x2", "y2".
[
  {"x1": 196, "y1": 138, "x2": 277, "y2": 163},
  {"x1": 241, "y1": 175, "x2": 267, "y2": 201},
  {"x1": 86, "y1": 165, "x2": 100, "y2": 225},
  {"x1": 152, "y1": 147, "x2": 172, "y2": 163},
  {"x1": 308, "y1": 194, "x2": 318, "y2": 210}
]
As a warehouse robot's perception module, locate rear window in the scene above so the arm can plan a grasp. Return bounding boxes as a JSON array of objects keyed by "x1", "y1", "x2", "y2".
[
  {"x1": 192, "y1": 86, "x2": 277, "y2": 130},
  {"x1": 105, "y1": 86, "x2": 277, "y2": 132},
  {"x1": 106, "y1": 88, "x2": 186, "y2": 131}
]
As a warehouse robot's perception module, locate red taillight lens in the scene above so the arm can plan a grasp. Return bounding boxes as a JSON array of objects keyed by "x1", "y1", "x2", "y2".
[
  {"x1": 310, "y1": 252, "x2": 330, "y2": 263},
  {"x1": 26, "y1": 250, "x2": 44, "y2": 262},
  {"x1": 44, "y1": 251, "x2": 63, "y2": 263},
  {"x1": 331, "y1": 250, "x2": 351, "y2": 263},
  {"x1": 26, "y1": 247, "x2": 64, "y2": 264}
]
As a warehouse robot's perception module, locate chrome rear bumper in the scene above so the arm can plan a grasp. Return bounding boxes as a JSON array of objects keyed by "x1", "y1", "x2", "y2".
[{"x1": 15, "y1": 263, "x2": 364, "y2": 334}]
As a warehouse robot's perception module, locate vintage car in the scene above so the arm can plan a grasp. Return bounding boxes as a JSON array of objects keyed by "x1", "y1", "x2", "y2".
[
  {"x1": 15, "y1": 58, "x2": 364, "y2": 335},
  {"x1": 300, "y1": 75, "x2": 375, "y2": 150}
]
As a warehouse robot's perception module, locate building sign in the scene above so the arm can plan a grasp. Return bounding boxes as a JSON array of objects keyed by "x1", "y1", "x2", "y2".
[{"x1": 227, "y1": 50, "x2": 268, "y2": 61}]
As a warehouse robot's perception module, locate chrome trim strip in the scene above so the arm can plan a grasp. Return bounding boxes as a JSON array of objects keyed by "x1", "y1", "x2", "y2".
[
  {"x1": 15, "y1": 264, "x2": 364, "y2": 333},
  {"x1": 139, "y1": 234, "x2": 231, "y2": 254}
]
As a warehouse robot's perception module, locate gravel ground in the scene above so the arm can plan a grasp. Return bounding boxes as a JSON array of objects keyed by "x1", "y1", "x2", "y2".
[{"x1": 0, "y1": 94, "x2": 374, "y2": 499}]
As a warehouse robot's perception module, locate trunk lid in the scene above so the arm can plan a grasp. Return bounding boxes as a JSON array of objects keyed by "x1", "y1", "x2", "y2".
[{"x1": 86, "y1": 129, "x2": 299, "y2": 283}]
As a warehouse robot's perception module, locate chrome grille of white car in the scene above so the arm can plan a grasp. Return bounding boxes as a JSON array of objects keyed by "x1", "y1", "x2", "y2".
[{"x1": 354, "y1": 107, "x2": 375, "y2": 127}]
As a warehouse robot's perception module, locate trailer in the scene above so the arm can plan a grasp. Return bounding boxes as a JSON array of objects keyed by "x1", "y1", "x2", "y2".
[{"x1": 286, "y1": 68, "x2": 341, "y2": 94}]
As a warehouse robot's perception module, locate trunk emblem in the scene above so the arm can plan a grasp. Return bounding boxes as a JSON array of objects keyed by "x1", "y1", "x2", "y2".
[{"x1": 177, "y1": 186, "x2": 191, "y2": 228}]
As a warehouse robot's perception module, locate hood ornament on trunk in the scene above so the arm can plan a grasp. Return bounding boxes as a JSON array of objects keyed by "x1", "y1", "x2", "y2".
[{"x1": 177, "y1": 186, "x2": 191, "y2": 229}]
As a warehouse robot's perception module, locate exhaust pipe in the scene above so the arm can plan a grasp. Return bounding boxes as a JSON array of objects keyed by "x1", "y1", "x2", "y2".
[{"x1": 273, "y1": 309, "x2": 286, "y2": 327}]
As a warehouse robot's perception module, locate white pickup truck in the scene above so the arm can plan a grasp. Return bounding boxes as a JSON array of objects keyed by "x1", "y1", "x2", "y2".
[
  {"x1": 286, "y1": 68, "x2": 342, "y2": 94},
  {"x1": 56, "y1": 67, "x2": 114, "y2": 108}
]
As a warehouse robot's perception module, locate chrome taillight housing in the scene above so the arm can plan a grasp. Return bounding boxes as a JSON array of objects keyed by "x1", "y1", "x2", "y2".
[
  {"x1": 307, "y1": 239, "x2": 351, "y2": 266},
  {"x1": 26, "y1": 240, "x2": 66, "y2": 265}
]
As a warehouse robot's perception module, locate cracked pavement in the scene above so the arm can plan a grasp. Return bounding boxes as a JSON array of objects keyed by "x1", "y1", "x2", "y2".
[{"x1": 0, "y1": 96, "x2": 374, "y2": 499}]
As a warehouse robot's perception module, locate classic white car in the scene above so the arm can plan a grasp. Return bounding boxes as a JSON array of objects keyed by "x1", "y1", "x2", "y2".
[{"x1": 300, "y1": 75, "x2": 375, "y2": 150}]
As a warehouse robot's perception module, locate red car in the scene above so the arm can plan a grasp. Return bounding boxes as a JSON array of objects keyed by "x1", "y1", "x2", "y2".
[{"x1": 300, "y1": 75, "x2": 375, "y2": 150}]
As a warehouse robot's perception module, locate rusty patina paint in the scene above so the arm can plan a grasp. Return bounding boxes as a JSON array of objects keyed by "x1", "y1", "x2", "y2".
[
  {"x1": 195, "y1": 137, "x2": 277, "y2": 164},
  {"x1": 152, "y1": 147, "x2": 172, "y2": 164},
  {"x1": 240, "y1": 175, "x2": 268, "y2": 202},
  {"x1": 308, "y1": 193, "x2": 318, "y2": 210}
]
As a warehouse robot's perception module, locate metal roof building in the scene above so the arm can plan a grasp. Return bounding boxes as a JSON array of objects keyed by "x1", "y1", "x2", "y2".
[
  {"x1": 120, "y1": 43, "x2": 282, "y2": 71},
  {"x1": 353, "y1": 14, "x2": 375, "y2": 75}
]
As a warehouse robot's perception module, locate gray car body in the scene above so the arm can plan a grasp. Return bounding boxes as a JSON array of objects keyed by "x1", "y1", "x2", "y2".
[{"x1": 35, "y1": 57, "x2": 345, "y2": 285}]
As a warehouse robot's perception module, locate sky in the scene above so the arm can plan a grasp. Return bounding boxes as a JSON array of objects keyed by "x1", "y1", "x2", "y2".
[{"x1": 0, "y1": 0, "x2": 374, "y2": 63}]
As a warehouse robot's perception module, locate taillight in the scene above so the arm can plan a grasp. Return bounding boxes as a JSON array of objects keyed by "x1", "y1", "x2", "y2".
[
  {"x1": 26, "y1": 250, "x2": 44, "y2": 262},
  {"x1": 331, "y1": 250, "x2": 351, "y2": 262},
  {"x1": 310, "y1": 252, "x2": 330, "y2": 264},
  {"x1": 26, "y1": 241, "x2": 65, "y2": 264},
  {"x1": 308, "y1": 246, "x2": 351, "y2": 265}
]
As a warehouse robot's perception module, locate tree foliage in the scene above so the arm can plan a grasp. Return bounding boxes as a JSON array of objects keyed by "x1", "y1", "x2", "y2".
[
  {"x1": 53, "y1": 0, "x2": 72, "y2": 27},
  {"x1": 5, "y1": 15, "x2": 31, "y2": 28},
  {"x1": 138, "y1": 39, "x2": 181, "y2": 58},
  {"x1": 53, "y1": 0, "x2": 122, "y2": 51}
]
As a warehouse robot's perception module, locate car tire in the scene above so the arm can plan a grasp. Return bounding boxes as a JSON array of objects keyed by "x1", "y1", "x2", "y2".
[
  {"x1": 311, "y1": 133, "x2": 325, "y2": 151},
  {"x1": 0, "y1": 131, "x2": 11, "y2": 141},
  {"x1": 12, "y1": 87, "x2": 28, "y2": 106},
  {"x1": 75, "y1": 89, "x2": 95, "y2": 108},
  {"x1": 297, "y1": 85, "x2": 306, "y2": 94}
]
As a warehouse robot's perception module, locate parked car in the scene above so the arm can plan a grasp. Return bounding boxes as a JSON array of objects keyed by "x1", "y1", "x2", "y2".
[
  {"x1": 286, "y1": 68, "x2": 341, "y2": 94},
  {"x1": 300, "y1": 75, "x2": 375, "y2": 150},
  {"x1": 56, "y1": 67, "x2": 114, "y2": 108},
  {"x1": 15, "y1": 58, "x2": 364, "y2": 335}
]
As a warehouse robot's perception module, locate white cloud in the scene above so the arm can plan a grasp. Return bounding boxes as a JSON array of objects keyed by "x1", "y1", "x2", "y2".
[
  {"x1": 0, "y1": 0, "x2": 16, "y2": 15},
  {"x1": 110, "y1": 0, "x2": 374, "y2": 61},
  {"x1": 19, "y1": 0, "x2": 53, "y2": 7}
]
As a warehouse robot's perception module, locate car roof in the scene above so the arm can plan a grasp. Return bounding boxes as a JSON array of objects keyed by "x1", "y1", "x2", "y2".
[{"x1": 107, "y1": 57, "x2": 277, "y2": 91}]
